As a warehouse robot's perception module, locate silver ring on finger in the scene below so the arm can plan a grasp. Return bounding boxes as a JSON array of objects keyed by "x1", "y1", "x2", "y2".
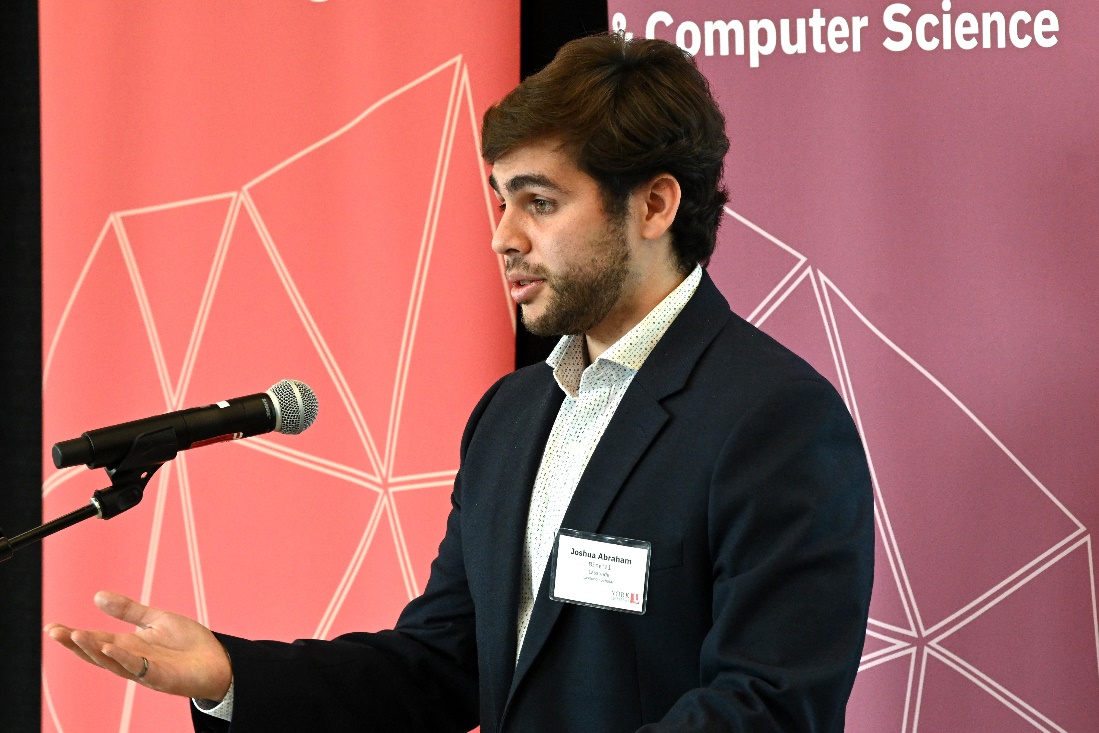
[{"x1": 136, "y1": 656, "x2": 149, "y2": 680}]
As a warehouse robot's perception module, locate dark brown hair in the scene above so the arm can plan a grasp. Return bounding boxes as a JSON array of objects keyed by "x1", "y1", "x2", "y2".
[{"x1": 482, "y1": 33, "x2": 729, "y2": 273}]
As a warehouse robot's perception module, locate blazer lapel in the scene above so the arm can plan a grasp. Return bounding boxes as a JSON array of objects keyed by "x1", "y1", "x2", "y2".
[
  {"x1": 481, "y1": 365, "x2": 564, "y2": 726},
  {"x1": 507, "y1": 386, "x2": 667, "y2": 699},
  {"x1": 504, "y1": 273, "x2": 732, "y2": 707}
]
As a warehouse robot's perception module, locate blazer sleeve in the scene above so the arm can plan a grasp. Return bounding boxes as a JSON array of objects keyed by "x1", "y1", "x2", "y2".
[
  {"x1": 642, "y1": 377, "x2": 875, "y2": 732},
  {"x1": 189, "y1": 378, "x2": 508, "y2": 733}
]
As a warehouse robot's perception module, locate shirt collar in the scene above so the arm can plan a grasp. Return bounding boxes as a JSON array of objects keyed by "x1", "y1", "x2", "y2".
[{"x1": 546, "y1": 265, "x2": 703, "y2": 397}]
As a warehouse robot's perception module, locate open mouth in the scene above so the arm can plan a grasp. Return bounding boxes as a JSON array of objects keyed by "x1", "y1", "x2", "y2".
[{"x1": 509, "y1": 278, "x2": 546, "y2": 303}]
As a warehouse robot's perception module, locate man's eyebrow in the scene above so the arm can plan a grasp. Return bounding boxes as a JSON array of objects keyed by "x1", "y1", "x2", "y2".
[{"x1": 487, "y1": 173, "x2": 565, "y2": 196}]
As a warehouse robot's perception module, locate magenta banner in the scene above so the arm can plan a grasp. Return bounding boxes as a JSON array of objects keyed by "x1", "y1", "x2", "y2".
[{"x1": 609, "y1": 1, "x2": 1099, "y2": 730}]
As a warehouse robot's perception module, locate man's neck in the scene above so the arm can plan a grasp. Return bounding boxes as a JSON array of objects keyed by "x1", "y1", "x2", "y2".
[{"x1": 583, "y1": 267, "x2": 689, "y2": 362}]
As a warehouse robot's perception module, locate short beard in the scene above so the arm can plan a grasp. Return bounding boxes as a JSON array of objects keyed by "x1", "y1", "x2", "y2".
[{"x1": 520, "y1": 220, "x2": 631, "y2": 337}]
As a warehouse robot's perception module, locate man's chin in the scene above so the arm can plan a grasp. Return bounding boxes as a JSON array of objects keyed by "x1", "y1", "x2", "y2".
[
  {"x1": 521, "y1": 309, "x2": 588, "y2": 339},
  {"x1": 520, "y1": 313, "x2": 557, "y2": 338},
  {"x1": 521, "y1": 307, "x2": 563, "y2": 338}
]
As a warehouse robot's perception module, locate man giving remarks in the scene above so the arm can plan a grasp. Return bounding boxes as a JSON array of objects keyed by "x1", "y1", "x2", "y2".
[{"x1": 47, "y1": 33, "x2": 874, "y2": 733}]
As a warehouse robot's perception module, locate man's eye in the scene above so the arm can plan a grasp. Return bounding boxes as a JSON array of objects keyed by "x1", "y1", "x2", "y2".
[{"x1": 532, "y1": 199, "x2": 553, "y2": 214}]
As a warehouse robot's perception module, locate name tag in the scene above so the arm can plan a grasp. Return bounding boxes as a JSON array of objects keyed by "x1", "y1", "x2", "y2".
[{"x1": 549, "y1": 528, "x2": 650, "y2": 614}]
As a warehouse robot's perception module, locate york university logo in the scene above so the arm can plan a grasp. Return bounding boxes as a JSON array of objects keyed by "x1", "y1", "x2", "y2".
[{"x1": 611, "y1": 590, "x2": 642, "y2": 605}]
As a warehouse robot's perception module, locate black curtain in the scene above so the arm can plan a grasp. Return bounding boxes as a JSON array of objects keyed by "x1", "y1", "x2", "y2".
[
  {"x1": 0, "y1": 0, "x2": 42, "y2": 730},
  {"x1": 0, "y1": 2, "x2": 604, "y2": 730}
]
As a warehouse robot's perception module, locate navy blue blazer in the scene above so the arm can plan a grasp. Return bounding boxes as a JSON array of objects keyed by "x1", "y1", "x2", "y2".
[{"x1": 194, "y1": 272, "x2": 874, "y2": 732}]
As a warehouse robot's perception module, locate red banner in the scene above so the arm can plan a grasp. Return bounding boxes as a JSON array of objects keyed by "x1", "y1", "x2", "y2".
[
  {"x1": 40, "y1": 2, "x2": 517, "y2": 731},
  {"x1": 608, "y1": 0, "x2": 1099, "y2": 729}
]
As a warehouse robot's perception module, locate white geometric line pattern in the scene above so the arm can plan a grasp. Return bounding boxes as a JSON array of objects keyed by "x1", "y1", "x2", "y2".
[
  {"x1": 42, "y1": 55, "x2": 513, "y2": 732},
  {"x1": 719, "y1": 206, "x2": 1099, "y2": 732},
  {"x1": 722, "y1": 206, "x2": 807, "y2": 325},
  {"x1": 240, "y1": 189, "x2": 386, "y2": 483}
]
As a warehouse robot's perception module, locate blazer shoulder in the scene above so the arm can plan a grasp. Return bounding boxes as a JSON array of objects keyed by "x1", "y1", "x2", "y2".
[
  {"x1": 717, "y1": 311, "x2": 827, "y2": 381},
  {"x1": 687, "y1": 310, "x2": 846, "y2": 421},
  {"x1": 459, "y1": 361, "x2": 557, "y2": 454},
  {"x1": 483, "y1": 361, "x2": 557, "y2": 409},
  {"x1": 628, "y1": 272, "x2": 836, "y2": 407}
]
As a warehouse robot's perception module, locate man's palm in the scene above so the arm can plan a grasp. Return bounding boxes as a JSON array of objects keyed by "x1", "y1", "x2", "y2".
[{"x1": 45, "y1": 590, "x2": 232, "y2": 701}]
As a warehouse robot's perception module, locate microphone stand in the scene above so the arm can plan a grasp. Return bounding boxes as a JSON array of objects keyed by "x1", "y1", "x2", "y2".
[{"x1": 0, "y1": 427, "x2": 179, "y2": 563}]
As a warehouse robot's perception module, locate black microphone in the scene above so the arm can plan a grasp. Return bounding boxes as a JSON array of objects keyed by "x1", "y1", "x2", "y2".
[{"x1": 51, "y1": 379, "x2": 319, "y2": 470}]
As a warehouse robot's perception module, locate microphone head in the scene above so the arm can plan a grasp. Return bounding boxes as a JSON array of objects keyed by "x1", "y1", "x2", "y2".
[{"x1": 267, "y1": 379, "x2": 319, "y2": 435}]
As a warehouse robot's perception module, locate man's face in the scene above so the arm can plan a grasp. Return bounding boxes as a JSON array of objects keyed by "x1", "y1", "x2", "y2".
[{"x1": 489, "y1": 139, "x2": 633, "y2": 338}]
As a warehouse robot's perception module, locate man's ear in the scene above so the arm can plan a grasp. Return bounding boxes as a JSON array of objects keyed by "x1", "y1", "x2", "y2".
[{"x1": 636, "y1": 173, "x2": 681, "y2": 241}]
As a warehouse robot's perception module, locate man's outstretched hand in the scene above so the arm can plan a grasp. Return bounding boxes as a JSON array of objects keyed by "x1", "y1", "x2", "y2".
[{"x1": 44, "y1": 591, "x2": 233, "y2": 702}]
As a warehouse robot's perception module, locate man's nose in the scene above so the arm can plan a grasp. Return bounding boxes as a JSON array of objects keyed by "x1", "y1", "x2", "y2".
[{"x1": 491, "y1": 208, "x2": 529, "y2": 256}]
